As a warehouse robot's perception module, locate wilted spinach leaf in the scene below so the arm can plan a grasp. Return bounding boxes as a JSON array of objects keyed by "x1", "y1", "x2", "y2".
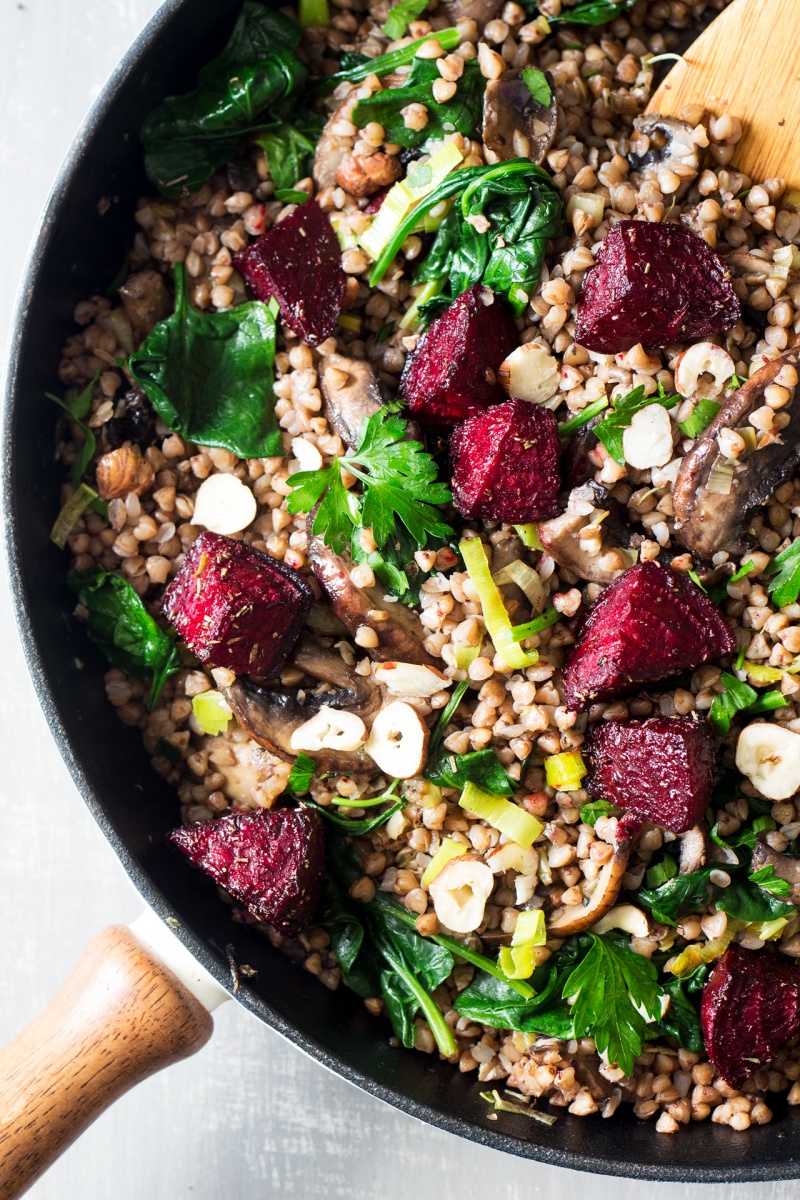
[
  {"x1": 69, "y1": 567, "x2": 181, "y2": 707},
  {"x1": 371, "y1": 160, "x2": 565, "y2": 319},
  {"x1": 636, "y1": 867, "x2": 715, "y2": 927},
  {"x1": 652, "y1": 973, "x2": 704, "y2": 1053},
  {"x1": 425, "y1": 747, "x2": 516, "y2": 796},
  {"x1": 141, "y1": 1, "x2": 307, "y2": 196},
  {"x1": 352, "y1": 58, "x2": 484, "y2": 149},
  {"x1": 579, "y1": 799, "x2": 621, "y2": 826},
  {"x1": 128, "y1": 263, "x2": 282, "y2": 459},
  {"x1": 714, "y1": 873, "x2": 796, "y2": 923},
  {"x1": 538, "y1": 0, "x2": 639, "y2": 24},
  {"x1": 255, "y1": 111, "x2": 325, "y2": 191}
]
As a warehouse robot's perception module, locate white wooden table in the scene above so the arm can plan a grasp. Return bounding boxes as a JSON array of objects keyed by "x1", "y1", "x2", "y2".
[{"x1": 0, "y1": 2, "x2": 794, "y2": 1195}]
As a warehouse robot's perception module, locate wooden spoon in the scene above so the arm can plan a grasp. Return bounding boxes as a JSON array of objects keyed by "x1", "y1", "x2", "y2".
[{"x1": 647, "y1": 0, "x2": 800, "y2": 192}]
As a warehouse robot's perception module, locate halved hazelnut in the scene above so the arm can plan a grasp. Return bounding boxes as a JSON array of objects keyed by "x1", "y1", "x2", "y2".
[
  {"x1": 193, "y1": 473, "x2": 257, "y2": 536},
  {"x1": 622, "y1": 403, "x2": 673, "y2": 470},
  {"x1": 735, "y1": 722, "x2": 800, "y2": 801},
  {"x1": 592, "y1": 903, "x2": 650, "y2": 938},
  {"x1": 674, "y1": 342, "x2": 735, "y2": 400},
  {"x1": 428, "y1": 856, "x2": 494, "y2": 934},
  {"x1": 497, "y1": 341, "x2": 560, "y2": 407},
  {"x1": 364, "y1": 700, "x2": 430, "y2": 778},
  {"x1": 373, "y1": 661, "x2": 451, "y2": 697},
  {"x1": 290, "y1": 706, "x2": 367, "y2": 754}
]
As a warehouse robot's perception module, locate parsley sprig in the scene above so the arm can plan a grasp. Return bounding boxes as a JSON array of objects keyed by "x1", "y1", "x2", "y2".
[
  {"x1": 768, "y1": 539, "x2": 800, "y2": 609},
  {"x1": 595, "y1": 381, "x2": 680, "y2": 464},
  {"x1": 709, "y1": 671, "x2": 789, "y2": 736},
  {"x1": 561, "y1": 933, "x2": 661, "y2": 1076},
  {"x1": 286, "y1": 410, "x2": 453, "y2": 555}
]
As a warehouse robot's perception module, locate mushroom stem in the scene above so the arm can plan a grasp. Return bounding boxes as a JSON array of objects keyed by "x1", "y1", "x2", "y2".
[{"x1": 547, "y1": 836, "x2": 632, "y2": 935}]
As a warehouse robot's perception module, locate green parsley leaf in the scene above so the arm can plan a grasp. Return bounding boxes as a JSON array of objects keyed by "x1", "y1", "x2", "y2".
[
  {"x1": 749, "y1": 864, "x2": 793, "y2": 898},
  {"x1": 726, "y1": 372, "x2": 746, "y2": 390},
  {"x1": 595, "y1": 382, "x2": 680, "y2": 465},
  {"x1": 679, "y1": 398, "x2": 721, "y2": 438},
  {"x1": 424, "y1": 747, "x2": 515, "y2": 796},
  {"x1": 768, "y1": 539, "x2": 800, "y2": 608},
  {"x1": 557, "y1": 395, "x2": 609, "y2": 436},
  {"x1": 521, "y1": 67, "x2": 552, "y2": 105},
  {"x1": 286, "y1": 751, "x2": 317, "y2": 794},
  {"x1": 646, "y1": 854, "x2": 678, "y2": 890},
  {"x1": 287, "y1": 410, "x2": 453, "y2": 556},
  {"x1": 747, "y1": 689, "x2": 790, "y2": 717},
  {"x1": 255, "y1": 113, "x2": 325, "y2": 192},
  {"x1": 708, "y1": 560, "x2": 755, "y2": 604},
  {"x1": 154, "y1": 737, "x2": 182, "y2": 764},
  {"x1": 561, "y1": 933, "x2": 661, "y2": 1076},
  {"x1": 709, "y1": 671, "x2": 761, "y2": 736},
  {"x1": 687, "y1": 568, "x2": 707, "y2": 593},
  {"x1": 579, "y1": 799, "x2": 621, "y2": 827}
]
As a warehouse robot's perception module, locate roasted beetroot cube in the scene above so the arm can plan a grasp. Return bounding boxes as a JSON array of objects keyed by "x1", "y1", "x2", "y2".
[
  {"x1": 450, "y1": 399, "x2": 560, "y2": 523},
  {"x1": 701, "y1": 946, "x2": 800, "y2": 1087},
  {"x1": 234, "y1": 200, "x2": 345, "y2": 346},
  {"x1": 163, "y1": 531, "x2": 312, "y2": 676},
  {"x1": 574, "y1": 220, "x2": 740, "y2": 354},
  {"x1": 399, "y1": 284, "x2": 516, "y2": 425},
  {"x1": 587, "y1": 715, "x2": 715, "y2": 834},
  {"x1": 561, "y1": 562, "x2": 735, "y2": 710},
  {"x1": 170, "y1": 806, "x2": 324, "y2": 936}
]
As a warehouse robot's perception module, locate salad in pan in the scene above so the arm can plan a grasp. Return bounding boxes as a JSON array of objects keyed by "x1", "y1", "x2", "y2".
[{"x1": 53, "y1": 0, "x2": 800, "y2": 1134}]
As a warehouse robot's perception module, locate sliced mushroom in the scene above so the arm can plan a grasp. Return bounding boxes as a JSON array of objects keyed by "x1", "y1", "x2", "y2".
[
  {"x1": 491, "y1": 531, "x2": 531, "y2": 624},
  {"x1": 547, "y1": 835, "x2": 631, "y2": 935},
  {"x1": 321, "y1": 355, "x2": 387, "y2": 449},
  {"x1": 752, "y1": 838, "x2": 800, "y2": 904},
  {"x1": 537, "y1": 483, "x2": 637, "y2": 584},
  {"x1": 482, "y1": 69, "x2": 558, "y2": 165},
  {"x1": 673, "y1": 350, "x2": 800, "y2": 558},
  {"x1": 679, "y1": 822, "x2": 709, "y2": 875},
  {"x1": 309, "y1": 529, "x2": 437, "y2": 666},
  {"x1": 223, "y1": 635, "x2": 382, "y2": 771},
  {"x1": 627, "y1": 115, "x2": 700, "y2": 195},
  {"x1": 119, "y1": 269, "x2": 171, "y2": 336},
  {"x1": 202, "y1": 728, "x2": 291, "y2": 809}
]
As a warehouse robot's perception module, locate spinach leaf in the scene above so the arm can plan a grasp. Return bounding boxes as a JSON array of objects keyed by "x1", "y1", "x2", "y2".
[
  {"x1": 382, "y1": 0, "x2": 431, "y2": 38},
  {"x1": 636, "y1": 867, "x2": 715, "y2": 926},
  {"x1": 315, "y1": 29, "x2": 461, "y2": 92},
  {"x1": 645, "y1": 853, "x2": 678, "y2": 890},
  {"x1": 69, "y1": 567, "x2": 181, "y2": 707},
  {"x1": 350, "y1": 521, "x2": 443, "y2": 607},
  {"x1": 303, "y1": 795, "x2": 405, "y2": 835},
  {"x1": 652, "y1": 973, "x2": 704, "y2": 1053},
  {"x1": 541, "y1": 0, "x2": 639, "y2": 24},
  {"x1": 141, "y1": 2, "x2": 307, "y2": 197},
  {"x1": 255, "y1": 111, "x2": 325, "y2": 191},
  {"x1": 352, "y1": 59, "x2": 484, "y2": 149},
  {"x1": 714, "y1": 874, "x2": 796, "y2": 923},
  {"x1": 425, "y1": 747, "x2": 516, "y2": 796},
  {"x1": 320, "y1": 877, "x2": 364, "y2": 973},
  {"x1": 454, "y1": 953, "x2": 573, "y2": 1034},
  {"x1": 371, "y1": 893, "x2": 454, "y2": 990},
  {"x1": 749, "y1": 864, "x2": 793, "y2": 897},
  {"x1": 414, "y1": 161, "x2": 566, "y2": 318},
  {"x1": 285, "y1": 751, "x2": 317, "y2": 794},
  {"x1": 128, "y1": 263, "x2": 282, "y2": 459},
  {"x1": 380, "y1": 967, "x2": 418, "y2": 1045},
  {"x1": 562, "y1": 932, "x2": 661, "y2": 1076},
  {"x1": 48, "y1": 372, "x2": 108, "y2": 517}
]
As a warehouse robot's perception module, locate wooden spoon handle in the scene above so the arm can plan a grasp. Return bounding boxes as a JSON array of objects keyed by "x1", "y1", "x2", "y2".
[{"x1": 0, "y1": 925, "x2": 214, "y2": 1200}]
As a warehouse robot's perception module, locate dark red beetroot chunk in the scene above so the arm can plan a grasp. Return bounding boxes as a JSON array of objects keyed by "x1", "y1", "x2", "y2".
[
  {"x1": 574, "y1": 220, "x2": 740, "y2": 354},
  {"x1": 587, "y1": 715, "x2": 715, "y2": 834},
  {"x1": 451, "y1": 399, "x2": 560, "y2": 523},
  {"x1": 163, "y1": 531, "x2": 312, "y2": 677},
  {"x1": 701, "y1": 946, "x2": 800, "y2": 1088},
  {"x1": 561, "y1": 562, "x2": 735, "y2": 710},
  {"x1": 399, "y1": 284, "x2": 517, "y2": 425},
  {"x1": 170, "y1": 807, "x2": 324, "y2": 936},
  {"x1": 234, "y1": 200, "x2": 345, "y2": 346}
]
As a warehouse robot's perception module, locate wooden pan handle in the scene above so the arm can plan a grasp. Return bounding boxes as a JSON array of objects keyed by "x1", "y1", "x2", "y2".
[{"x1": 0, "y1": 925, "x2": 214, "y2": 1199}]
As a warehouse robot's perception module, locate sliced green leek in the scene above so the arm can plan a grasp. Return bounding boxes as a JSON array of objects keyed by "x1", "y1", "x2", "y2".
[
  {"x1": 513, "y1": 524, "x2": 545, "y2": 551},
  {"x1": 459, "y1": 538, "x2": 538, "y2": 670},
  {"x1": 492, "y1": 560, "x2": 546, "y2": 614},
  {"x1": 512, "y1": 908, "x2": 546, "y2": 947},
  {"x1": 299, "y1": 0, "x2": 331, "y2": 25},
  {"x1": 544, "y1": 749, "x2": 587, "y2": 792},
  {"x1": 510, "y1": 606, "x2": 561, "y2": 644},
  {"x1": 743, "y1": 660, "x2": 783, "y2": 684},
  {"x1": 748, "y1": 916, "x2": 790, "y2": 941},
  {"x1": 51, "y1": 483, "x2": 99, "y2": 549},
  {"x1": 192, "y1": 689, "x2": 233, "y2": 736},
  {"x1": 498, "y1": 943, "x2": 536, "y2": 980},
  {"x1": 458, "y1": 782, "x2": 543, "y2": 848},
  {"x1": 400, "y1": 279, "x2": 445, "y2": 330},
  {"x1": 359, "y1": 140, "x2": 463, "y2": 263},
  {"x1": 668, "y1": 921, "x2": 741, "y2": 976}
]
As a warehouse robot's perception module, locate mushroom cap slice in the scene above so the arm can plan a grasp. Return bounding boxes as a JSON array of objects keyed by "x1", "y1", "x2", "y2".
[
  {"x1": 223, "y1": 636, "x2": 382, "y2": 772},
  {"x1": 321, "y1": 355, "x2": 386, "y2": 450},
  {"x1": 547, "y1": 836, "x2": 631, "y2": 935},
  {"x1": 442, "y1": 0, "x2": 503, "y2": 30},
  {"x1": 309, "y1": 529, "x2": 437, "y2": 666},
  {"x1": 678, "y1": 822, "x2": 710, "y2": 875},
  {"x1": 482, "y1": 69, "x2": 558, "y2": 166},
  {"x1": 537, "y1": 483, "x2": 637, "y2": 584},
  {"x1": 673, "y1": 350, "x2": 800, "y2": 559},
  {"x1": 627, "y1": 115, "x2": 700, "y2": 186}
]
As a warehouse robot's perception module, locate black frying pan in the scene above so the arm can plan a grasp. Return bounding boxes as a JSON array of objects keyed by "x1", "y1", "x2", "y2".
[{"x1": 3, "y1": 0, "x2": 799, "y2": 1185}]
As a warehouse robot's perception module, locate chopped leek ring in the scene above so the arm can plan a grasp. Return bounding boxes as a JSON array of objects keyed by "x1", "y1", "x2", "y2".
[
  {"x1": 51, "y1": 483, "x2": 99, "y2": 549},
  {"x1": 454, "y1": 636, "x2": 483, "y2": 670},
  {"x1": 400, "y1": 278, "x2": 445, "y2": 330},
  {"x1": 299, "y1": 0, "x2": 331, "y2": 25},
  {"x1": 492, "y1": 560, "x2": 546, "y2": 614},
  {"x1": 459, "y1": 538, "x2": 538, "y2": 670},
  {"x1": 544, "y1": 750, "x2": 587, "y2": 792},
  {"x1": 338, "y1": 313, "x2": 363, "y2": 333},
  {"x1": 421, "y1": 837, "x2": 468, "y2": 886},
  {"x1": 511, "y1": 606, "x2": 560, "y2": 644},
  {"x1": 512, "y1": 908, "x2": 546, "y2": 948},
  {"x1": 459, "y1": 782, "x2": 543, "y2": 848},
  {"x1": 513, "y1": 524, "x2": 545, "y2": 551},
  {"x1": 668, "y1": 920, "x2": 741, "y2": 976},
  {"x1": 498, "y1": 943, "x2": 536, "y2": 980},
  {"x1": 192, "y1": 690, "x2": 233, "y2": 737},
  {"x1": 749, "y1": 916, "x2": 789, "y2": 941},
  {"x1": 742, "y1": 660, "x2": 783, "y2": 684},
  {"x1": 359, "y1": 140, "x2": 463, "y2": 263}
]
